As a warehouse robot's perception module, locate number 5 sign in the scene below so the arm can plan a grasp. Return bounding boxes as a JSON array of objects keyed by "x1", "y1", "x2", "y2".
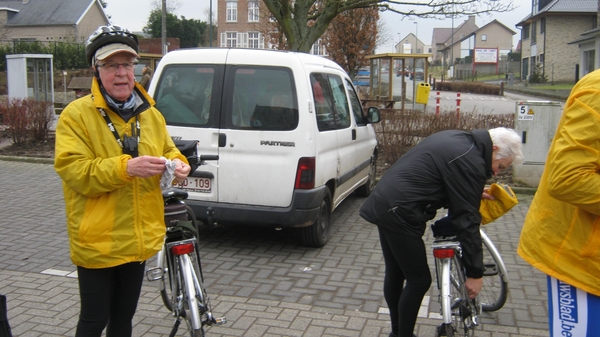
[{"x1": 518, "y1": 105, "x2": 534, "y2": 120}]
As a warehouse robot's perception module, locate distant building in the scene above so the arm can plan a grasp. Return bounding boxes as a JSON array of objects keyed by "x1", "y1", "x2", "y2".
[
  {"x1": 0, "y1": 0, "x2": 108, "y2": 43},
  {"x1": 517, "y1": 0, "x2": 597, "y2": 82}
]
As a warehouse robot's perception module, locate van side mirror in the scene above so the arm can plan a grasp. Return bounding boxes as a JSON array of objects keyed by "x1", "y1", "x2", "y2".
[{"x1": 366, "y1": 106, "x2": 381, "y2": 124}]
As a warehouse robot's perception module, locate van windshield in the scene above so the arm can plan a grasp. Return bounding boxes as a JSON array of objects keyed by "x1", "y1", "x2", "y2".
[{"x1": 227, "y1": 66, "x2": 298, "y2": 131}]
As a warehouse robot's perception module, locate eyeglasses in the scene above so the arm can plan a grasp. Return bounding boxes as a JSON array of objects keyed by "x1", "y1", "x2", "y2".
[{"x1": 96, "y1": 62, "x2": 138, "y2": 71}]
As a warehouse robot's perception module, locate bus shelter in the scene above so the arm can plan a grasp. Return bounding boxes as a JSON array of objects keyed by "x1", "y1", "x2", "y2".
[{"x1": 364, "y1": 53, "x2": 432, "y2": 111}]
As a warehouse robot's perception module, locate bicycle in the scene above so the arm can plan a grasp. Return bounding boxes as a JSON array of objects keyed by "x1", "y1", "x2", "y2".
[
  {"x1": 431, "y1": 222, "x2": 508, "y2": 336},
  {"x1": 146, "y1": 145, "x2": 226, "y2": 337}
]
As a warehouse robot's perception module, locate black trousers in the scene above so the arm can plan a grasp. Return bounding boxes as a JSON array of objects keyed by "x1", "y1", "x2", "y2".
[
  {"x1": 75, "y1": 261, "x2": 146, "y2": 337},
  {"x1": 378, "y1": 226, "x2": 432, "y2": 337}
]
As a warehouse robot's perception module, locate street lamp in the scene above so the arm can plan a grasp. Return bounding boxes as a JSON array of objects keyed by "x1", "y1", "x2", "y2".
[
  {"x1": 414, "y1": 22, "x2": 418, "y2": 54},
  {"x1": 62, "y1": 70, "x2": 67, "y2": 103}
]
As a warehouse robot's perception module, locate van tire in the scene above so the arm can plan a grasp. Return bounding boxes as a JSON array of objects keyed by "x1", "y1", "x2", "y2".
[
  {"x1": 300, "y1": 189, "x2": 332, "y2": 248},
  {"x1": 355, "y1": 155, "x2": 377, "y2": 197}
]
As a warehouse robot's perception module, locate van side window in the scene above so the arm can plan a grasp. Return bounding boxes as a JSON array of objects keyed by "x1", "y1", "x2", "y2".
[
  {"x1": 311, "y1": 73, "x2": 351, "y2": 131},
  {"x1": 328, "y1": 76, "x2": 351, "y2": 129},
  {"x1": 344, "y1": 78, "x2": 365, "y2": 126},
  {"x1": 154, "y1": 65, "x2": 217, "y2": 127},
  {"x1": 228, "y1": 66, "x2": 298, "y2": 130}
]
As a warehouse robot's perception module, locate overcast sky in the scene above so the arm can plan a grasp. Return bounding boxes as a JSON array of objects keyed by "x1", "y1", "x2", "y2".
[{"x1": 103, "y1": 0, "x2": 532, "y2": 53}]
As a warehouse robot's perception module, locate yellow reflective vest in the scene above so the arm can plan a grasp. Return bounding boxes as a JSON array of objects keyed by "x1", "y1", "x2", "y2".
[
  {"x1": 55, "y1": 79, "x2": 187, "y2": 269},
  {"x1": 518, "y1": 69, "x2": 600, "y2": 297}
]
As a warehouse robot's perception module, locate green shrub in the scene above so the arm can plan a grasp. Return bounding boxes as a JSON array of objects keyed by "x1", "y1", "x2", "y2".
[{"x1": 433, "y1": 81, "x2": 502, "y2": 95}]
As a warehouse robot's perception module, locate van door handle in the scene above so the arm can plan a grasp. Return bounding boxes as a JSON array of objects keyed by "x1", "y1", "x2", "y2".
[
  {"x1": 352, "y1": 129, "x2": 356, "y2": 140},
  {"x1": 218, "y1": 133, "x2": 226, "y2": 147}
]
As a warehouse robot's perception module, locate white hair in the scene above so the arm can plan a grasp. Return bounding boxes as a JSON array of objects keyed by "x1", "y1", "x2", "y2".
[{"x1": 488, "y1": 127, "x2": 524, "y2": 165}]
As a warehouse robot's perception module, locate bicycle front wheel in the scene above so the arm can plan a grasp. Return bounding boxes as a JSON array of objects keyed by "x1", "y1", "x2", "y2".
[{"x1": 480, "y1": 231, "x2": 508, "y2": 312}]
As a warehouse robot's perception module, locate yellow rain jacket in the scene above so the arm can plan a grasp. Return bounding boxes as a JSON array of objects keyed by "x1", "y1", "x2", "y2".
[
  {"x1": 55, "y1": 78, "x2": 187, "y2": 269},
  {"x1": 518, "y1": 69, "x2": 600, "y2": 297}
]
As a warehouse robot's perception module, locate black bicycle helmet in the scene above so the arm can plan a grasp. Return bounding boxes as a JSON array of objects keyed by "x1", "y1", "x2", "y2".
[{"x1": 85, "y1": 25, "x2": 139, "y2": 66}]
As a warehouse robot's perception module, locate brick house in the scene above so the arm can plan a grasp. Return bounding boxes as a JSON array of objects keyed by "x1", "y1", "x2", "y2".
[
  {"x1": 0, "y1": 0, "x2": 108, "y2": 44},
  {"x1": 217, "y1": 0, "x2": 328, "y2": 55},
  {"x1": 432, "y1": 16, "x2": 514, "y2": 63},
  {"x1": 218, "y1": 0, "x2": 265, "y2": 49},
  {"x1": 568, "y1": 1, "x2": 600, "y2": 79},
  {"x1": 517, "y1": 0, "x2": 597, "y2": 82}
]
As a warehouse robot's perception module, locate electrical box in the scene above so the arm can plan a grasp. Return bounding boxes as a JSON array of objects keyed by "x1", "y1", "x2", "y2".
[
  {"x1": 513, "y1": 100, "x2": 563, "y2": 187},
  {"x1": 416, "y1": 82, "x2": 430, "y2": 104}
]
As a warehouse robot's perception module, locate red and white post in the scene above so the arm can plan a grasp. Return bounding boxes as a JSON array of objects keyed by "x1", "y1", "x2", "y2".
[
  {"x1": 435, "y1": 91, "x2": 441, "y2": 116},
  {"x1": 456, "y1": 92, "x2": 461, "y2": 123}
]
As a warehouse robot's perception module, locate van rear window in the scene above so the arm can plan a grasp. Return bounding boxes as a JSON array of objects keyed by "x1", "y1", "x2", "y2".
[
  {"x1": 154, "y1": 65, "x2": 218, "y2": 127},
  {"x1": 227, "y1": 66, "x2": 298, "y2": 131}
]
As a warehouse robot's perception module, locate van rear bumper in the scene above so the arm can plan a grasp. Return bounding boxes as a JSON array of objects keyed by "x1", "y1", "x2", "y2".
[{"x1": 186, "y1": 186, "x2": 327, "y2": 228}]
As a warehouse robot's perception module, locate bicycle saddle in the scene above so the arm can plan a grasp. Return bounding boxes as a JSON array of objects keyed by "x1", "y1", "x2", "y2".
[{"x1": 162, "y1": 188, "x2": 189, "y2": 201}]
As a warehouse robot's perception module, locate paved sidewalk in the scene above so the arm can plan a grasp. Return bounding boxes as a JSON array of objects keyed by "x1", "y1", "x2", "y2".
[{"x1": 0, "y1": 159, "x2": 549, "y2": 336}]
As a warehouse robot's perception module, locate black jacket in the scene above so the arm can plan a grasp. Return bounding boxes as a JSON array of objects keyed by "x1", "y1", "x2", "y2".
[{"x1": 359, "y1": 129, "x2": 493, "y2": 278}]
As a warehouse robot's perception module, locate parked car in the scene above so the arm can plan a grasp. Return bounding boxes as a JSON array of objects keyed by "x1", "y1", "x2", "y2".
[
  {"x1": 396, "y1": 67, "x2": 409, "y2": 77},
  {"x1": 410, "y1": 67, "x2": 424, "y2": 81},
  {"x1": 150, "y1": 48, "x2": 381, "y2": 247}
]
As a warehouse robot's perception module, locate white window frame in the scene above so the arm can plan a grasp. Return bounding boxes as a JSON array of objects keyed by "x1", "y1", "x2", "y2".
[
  {"x1": 248, "y1": 1, "x2": 259, "y2": 22},
  {"x1": 481, "y1": 34, "x2": 487, "y2": 41},
  {"x1": 247, "y1": 31, "x2": 264, "y2": 49},
  {"x1": 220, "y1": 31, "x2": 239, "y2": 47},
  {"x1": 226, "y1": 1, "x2": 238, "y2": 22}
]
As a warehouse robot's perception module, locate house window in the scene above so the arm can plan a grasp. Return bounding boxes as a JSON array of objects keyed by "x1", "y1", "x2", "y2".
[
  {"x1": 248, "y1": 32, "x2": 262, "y2": 49},
  {"x1": 311, "y1": 39, "x2": 326, "y2": 56},
  {"x1": 224, "y1": 32, "x2": 237, "y2": 47},
  {"x1": 584, "y1": 50, "x2": 595, "y2": 75},
  {"x1": 540, "y1": 18, "x2": 546, "y2": 34},
  {"x1": 531, "y1": 21, "x2": 537, "y2": 44},
  {"x1": 481, "y1": 34, "x2": 487, "y2": 41},
  {"x1": 522, "y1": 57, "x2": 529, "y2": 79},
  {"x1": 226, "y1": 1, "x2": 237, "y2": 22},
  {"x1": 523, "y1": 25, "x2": 530, "y2": 39},
  {"x1": 248, "y1": 1, "x2": 259, "y2": 22}
]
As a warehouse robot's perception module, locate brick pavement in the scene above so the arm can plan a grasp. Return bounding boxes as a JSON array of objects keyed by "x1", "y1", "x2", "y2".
[{"x1": 0, "y1": 158, "x2": 550, "y2": 336}]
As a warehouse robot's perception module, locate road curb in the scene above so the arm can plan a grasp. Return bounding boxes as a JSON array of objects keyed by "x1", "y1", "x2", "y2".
[{"x1": 0, "y1": 155, "x2": 53, "y2": 164}]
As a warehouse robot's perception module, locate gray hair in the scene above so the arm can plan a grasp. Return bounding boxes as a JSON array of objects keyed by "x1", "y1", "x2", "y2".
[{"x1": 488, "y1": 127, "x2": 524, "y2": 165}]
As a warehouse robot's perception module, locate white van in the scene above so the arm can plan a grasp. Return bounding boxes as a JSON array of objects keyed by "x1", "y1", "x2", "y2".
[{"x1": 149, "y1": 48, "x2": 380, "y2": 247}]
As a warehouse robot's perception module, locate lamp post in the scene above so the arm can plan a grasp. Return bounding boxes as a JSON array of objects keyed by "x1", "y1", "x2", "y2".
[
  {"x1": 414, "y1": 22, "x2": 418, "y2": 54},
  {"x1": 209, "y1": 0, "x2": 213, "y2": 47},
  {"x1": 62, "y1": 70, "x2": 67, "y2": 103}
]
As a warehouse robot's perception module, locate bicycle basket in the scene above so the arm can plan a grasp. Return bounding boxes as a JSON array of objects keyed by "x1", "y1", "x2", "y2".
[{"x1": 164, "y1": 201, "x2": 187, "y2": 227}]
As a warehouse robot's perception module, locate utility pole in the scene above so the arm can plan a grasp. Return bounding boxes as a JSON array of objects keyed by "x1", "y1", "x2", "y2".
[{"x1": 209, "y1": 0, "x2": 213, "y2": 47}]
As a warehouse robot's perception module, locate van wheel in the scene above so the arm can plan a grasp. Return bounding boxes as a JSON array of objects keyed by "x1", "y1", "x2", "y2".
[
  {"x1": 355, "y1": 155, "x2": 377, "y2": 197},
  {"x1": 300, "y1": 189, "x2": 332, "y2": 248}
]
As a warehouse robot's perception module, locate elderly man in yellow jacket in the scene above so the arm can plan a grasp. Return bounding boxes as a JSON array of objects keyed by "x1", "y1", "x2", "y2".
[
  {"x1": 518, "y1": 69, "x2": 600, "y2": 336},
  {"x1": 54, "y1": 24, "x2": 190, "y2": 337}
]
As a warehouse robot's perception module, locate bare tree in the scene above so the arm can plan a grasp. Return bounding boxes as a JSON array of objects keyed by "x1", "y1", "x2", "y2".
[
  {"x1": 262, "y1": 0, "x2": 515, "y2": 52},
  {"x1": 322, "y1": 8, "x2": 379, "y2": 79}
]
